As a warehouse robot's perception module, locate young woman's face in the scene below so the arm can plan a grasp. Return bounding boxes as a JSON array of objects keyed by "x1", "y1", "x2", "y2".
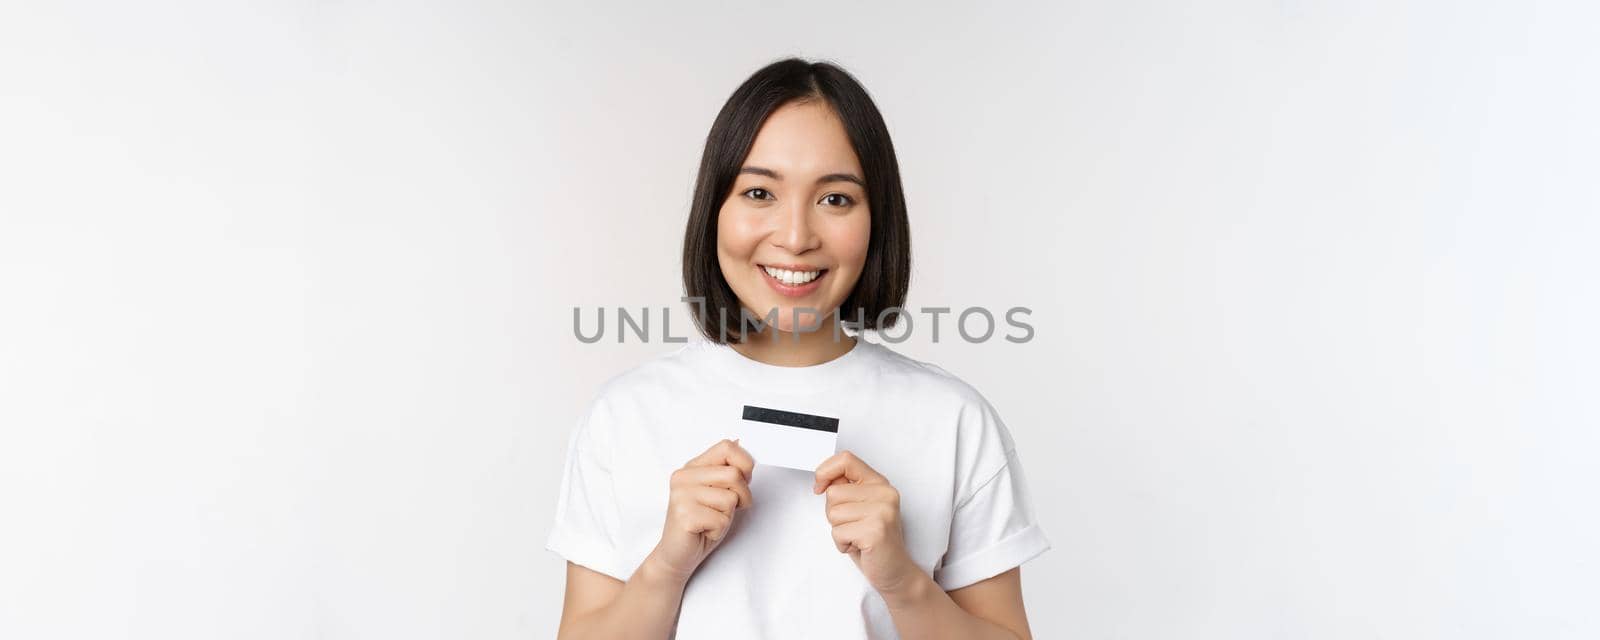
[{"x1": 717, "y1": 100, "x2": 871, "y2": 333}]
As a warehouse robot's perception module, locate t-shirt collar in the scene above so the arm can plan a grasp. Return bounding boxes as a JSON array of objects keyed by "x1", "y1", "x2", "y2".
[{"x1": 696, "y1": 334, "x2": 873, "y2": 393}]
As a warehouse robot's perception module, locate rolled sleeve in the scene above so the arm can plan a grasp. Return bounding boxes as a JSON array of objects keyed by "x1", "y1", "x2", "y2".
[
  {"x1": 932, "y1": 448, "x2": 1052, "y2": 591},
  {"x1": 544, "y1": 404, "x2": 630, "y2": 582}
]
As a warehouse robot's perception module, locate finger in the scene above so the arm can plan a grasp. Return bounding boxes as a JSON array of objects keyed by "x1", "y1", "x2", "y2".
[
  {"x1": 687, "y1": 439, "x2": 756, "y2": 482},
  {"x1": 671, "y1": 499, "x2": 730, "y2": 534},
  {"x1": 830, "y1": 519, "x2": 879, "y2": 554},
  {"x1": 673, "y1": 465, "x2": 755, "y2": 509},
  {"x1": 825, "y1": 500, "x2": 878, "y2": 526},
  {"x1": 723, "y1": 440, "x2": 756, "y2": 483},
  {"x1": 825, "y1": 481, "x2": 898, "y2": 508},
  {"x1": 689, "y1": 485, "x2": 740, "y2": 516},
  {"x1": 685, "y1": 438, "x2": 737, "y2": 467},
  {"x1": 822, "y1": 481, "x2": 870, "y2": 506},
  {"x1": 686, "y1": 504, "x2": 733, "y2": 541},
  {"x1": 812, "y1": 450, "x2": 885, "y2": 494}
]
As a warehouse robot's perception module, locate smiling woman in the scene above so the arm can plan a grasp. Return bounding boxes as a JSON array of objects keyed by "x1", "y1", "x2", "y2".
[
  {"x1": 683, "y1": 60, "x2": 911, "y2": 359},
  {"x1": 547, "y1": 58, "x2": 1049, "y2": 639},
  {"x1": 716, "y1": 101, "x2": 873, "y2": 343}
]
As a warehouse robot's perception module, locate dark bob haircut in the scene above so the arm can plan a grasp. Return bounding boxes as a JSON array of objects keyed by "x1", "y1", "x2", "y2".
[{"x1": 681, "y1": 57, "x2": 911, "y2": 344}]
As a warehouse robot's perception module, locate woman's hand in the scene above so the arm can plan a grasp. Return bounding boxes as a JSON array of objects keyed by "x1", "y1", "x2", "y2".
[
  {"x1": 813, "y1": 450, "x2": 923, "y2": 596},
  {"x1": 647, "y1": 438, "x2": 756, "y2": 583}
]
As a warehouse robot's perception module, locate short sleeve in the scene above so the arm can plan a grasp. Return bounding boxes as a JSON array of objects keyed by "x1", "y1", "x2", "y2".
[
  {"x1": 544, "y1": 400, "x2": 630, "y2": 581},
  {"x1": 932, "y1": 401, "x2": 1052, "y2": 591}
]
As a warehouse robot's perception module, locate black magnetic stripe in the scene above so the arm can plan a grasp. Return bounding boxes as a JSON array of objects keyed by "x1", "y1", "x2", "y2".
[{"x1": 741, "y1": 405, "x2": 839, "y2": 434}]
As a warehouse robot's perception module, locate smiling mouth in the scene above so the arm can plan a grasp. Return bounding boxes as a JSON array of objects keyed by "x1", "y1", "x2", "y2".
[{"x1": 758, "y1": 264, "x2": 828, "y2": 286}]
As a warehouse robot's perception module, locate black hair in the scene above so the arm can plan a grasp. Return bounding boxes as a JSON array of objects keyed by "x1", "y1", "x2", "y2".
[{"x1": 681, "y1": 57, "x2": 911, "y2": 344}]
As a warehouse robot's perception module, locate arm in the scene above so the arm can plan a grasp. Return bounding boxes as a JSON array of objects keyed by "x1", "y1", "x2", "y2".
[
  {"x1": 555, "y1": 552, "x2": 689, "y2": 639},
  {"x1": 881, "y1": 566, "x2": 1033, "y2": 640},
  {"x1": 812, "y1": 451, "x2": 1036, "y2": 640},
  {"x1": 557, "y1": 439, "x2": 757, "y2": 639}
]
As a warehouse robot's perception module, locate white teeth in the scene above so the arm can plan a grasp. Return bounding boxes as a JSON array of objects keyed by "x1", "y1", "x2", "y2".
[{"x1": 762, "y1": 265, "x2": 821, "y2": 285}]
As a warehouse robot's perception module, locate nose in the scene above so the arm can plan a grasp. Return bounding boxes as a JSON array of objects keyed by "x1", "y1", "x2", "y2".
[{"x1": 771, "y1": 197, "x2": 821, "y2": 254}]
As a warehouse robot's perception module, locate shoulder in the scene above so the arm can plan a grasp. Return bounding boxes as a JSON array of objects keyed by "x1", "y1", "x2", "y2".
[
  {"x1": 859, "y1": 340, "x2": 996, "y2": 414},
  {"x1": 584, "y1": 342, "x2": 709, "y2": 411},
  {"x1": 863, "y1": 342, "x2": 1021, "y2": 489},
  {"x1": 565, "y1": 343, "x2": 713, "y2": 456}
]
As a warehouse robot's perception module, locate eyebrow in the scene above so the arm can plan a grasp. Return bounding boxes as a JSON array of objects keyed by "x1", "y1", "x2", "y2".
[{"x1": 739, "y1": 166, "x2": 865, "y2": 189}]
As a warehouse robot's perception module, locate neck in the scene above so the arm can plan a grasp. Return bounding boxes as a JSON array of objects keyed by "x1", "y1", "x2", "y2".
[{"x1": 730, "y1": 315, "x2": 857, "y2": 367}]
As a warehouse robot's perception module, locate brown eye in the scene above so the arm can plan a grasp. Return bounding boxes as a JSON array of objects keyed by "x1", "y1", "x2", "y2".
[
  {"x1": 743, "y1": 188, "x2": 773, "y2": 200},
  {"x1": 821, "y1": 193, "x2": 854, "y2": 207}
]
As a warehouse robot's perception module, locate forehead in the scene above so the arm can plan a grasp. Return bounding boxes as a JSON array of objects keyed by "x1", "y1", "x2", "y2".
[{"x1": 742, "y1": 100, "x2": 863, "y2": 177}]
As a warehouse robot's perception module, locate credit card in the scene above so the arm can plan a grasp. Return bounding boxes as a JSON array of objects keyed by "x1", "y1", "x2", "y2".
[{"x1": 737, "y1": 405, "x2": 839, "y2": 471}]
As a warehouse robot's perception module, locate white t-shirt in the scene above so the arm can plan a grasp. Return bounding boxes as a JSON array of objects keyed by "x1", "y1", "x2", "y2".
[{"x1": 545, "y1": 336, "x2": 1050, "y2": 639}]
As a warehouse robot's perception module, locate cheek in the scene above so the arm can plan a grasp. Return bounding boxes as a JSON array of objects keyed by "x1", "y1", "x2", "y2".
[
  {"x1": 716, "y1": 206, "x2": 761, "y2": 260},
  {"x1": 828, "y1": 213, "x2": 871, "y2": 272}
]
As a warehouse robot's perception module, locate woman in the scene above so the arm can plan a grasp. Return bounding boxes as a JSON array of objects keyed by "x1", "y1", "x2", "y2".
[{"x1": 547, "y1": 57, "x2": 1050, "y2": 639}]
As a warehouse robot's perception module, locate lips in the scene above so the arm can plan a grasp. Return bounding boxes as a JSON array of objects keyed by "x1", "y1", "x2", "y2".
[
  {"x1": 757, "y1": 264, "x2": 827, "y2": 297},
  {"x1": 759, "y1": 263, "x2": 825, "y2": 285}
]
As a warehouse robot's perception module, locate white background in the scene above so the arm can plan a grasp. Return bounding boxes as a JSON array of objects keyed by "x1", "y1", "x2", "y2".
[{"x1": 3, "y1": 1, "x2": 1597, "y2": 638}]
